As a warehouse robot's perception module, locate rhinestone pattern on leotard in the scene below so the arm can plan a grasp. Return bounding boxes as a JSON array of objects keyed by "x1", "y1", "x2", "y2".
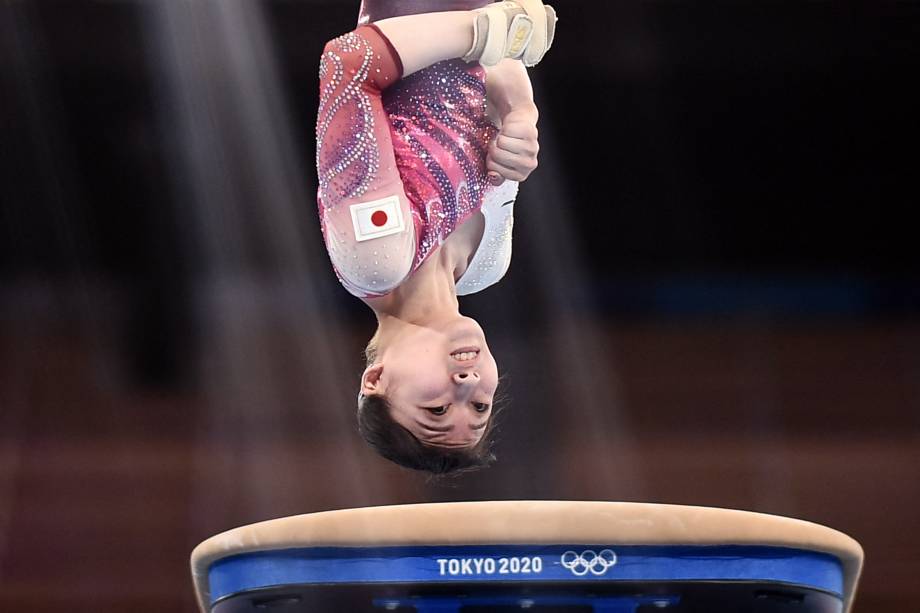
[
  {"x1": 383, "y1": 59, "x2": 498, "y2": 270},
  {"x1": 316, "y1": 32, "x2": 380, "y2": 206},
  {"x1": 315, "y1": 29, "x2": 518, "y2": 298}
]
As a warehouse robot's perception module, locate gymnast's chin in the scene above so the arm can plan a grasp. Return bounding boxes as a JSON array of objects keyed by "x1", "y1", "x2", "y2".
[{"x1": 357, "y1": 311, "x2": 501, "y2": 475}]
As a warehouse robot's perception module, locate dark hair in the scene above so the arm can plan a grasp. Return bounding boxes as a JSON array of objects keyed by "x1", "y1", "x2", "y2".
[{"x1": 357, "y1": 392, "x2": 500, "y2": 475}]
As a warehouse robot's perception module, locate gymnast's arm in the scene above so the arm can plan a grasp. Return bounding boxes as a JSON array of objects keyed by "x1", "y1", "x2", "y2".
[
  {"x1": 483, "y1": 58, "x2": 540, "y2": 183},
  {"x1": 317, "y1": 13, "x2": 478, "y2": 296}
]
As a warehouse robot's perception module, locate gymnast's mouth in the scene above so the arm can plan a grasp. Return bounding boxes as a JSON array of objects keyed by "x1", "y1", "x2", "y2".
[{"x1": 450, "y1": 348, "x2": 480, "y2": 362}]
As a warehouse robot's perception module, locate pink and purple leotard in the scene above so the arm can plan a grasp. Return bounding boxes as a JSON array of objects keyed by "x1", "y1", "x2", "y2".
[{"x1": 316, "y1": 1, "x2": 516, "y2": 298}]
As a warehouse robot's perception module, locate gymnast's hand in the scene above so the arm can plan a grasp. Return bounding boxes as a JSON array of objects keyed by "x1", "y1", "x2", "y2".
[{"x1": 487, "y1": 105, "x2": 540, "y2": 185}]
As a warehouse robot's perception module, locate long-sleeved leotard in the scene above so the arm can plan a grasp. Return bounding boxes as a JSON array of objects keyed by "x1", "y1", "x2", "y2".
[{"x1": 316, "y1": 22, "x2": 517, "y2": 298}]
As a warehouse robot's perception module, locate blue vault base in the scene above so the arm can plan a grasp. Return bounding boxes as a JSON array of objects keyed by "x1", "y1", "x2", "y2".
[{"x1": 208, "y1": 544, "x2": 844, "y2": 613}]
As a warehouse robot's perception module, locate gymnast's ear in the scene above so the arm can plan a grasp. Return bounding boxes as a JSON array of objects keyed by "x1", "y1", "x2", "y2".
[{"x1": 361, "y1": 363, "x2": 386, "y2": 396}]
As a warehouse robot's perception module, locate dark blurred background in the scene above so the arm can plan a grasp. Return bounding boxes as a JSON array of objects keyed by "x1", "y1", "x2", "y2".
[{"x1": 1, "y1": 1, "x2": 918, "y2": 611}]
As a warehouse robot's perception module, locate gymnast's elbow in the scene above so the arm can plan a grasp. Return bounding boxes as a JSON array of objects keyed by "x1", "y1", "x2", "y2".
[
  {"x1": 320, "y1": 35, "x2": 348, "y2": 70},
  {"x1": 320, "y1": 31, "x2": 367, "y2": 70}
]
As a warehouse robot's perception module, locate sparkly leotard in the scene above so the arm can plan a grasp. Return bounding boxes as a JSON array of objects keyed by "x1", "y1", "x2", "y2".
[{"x1": 316, "y1": 2, "x2": 517, "y2": 298}]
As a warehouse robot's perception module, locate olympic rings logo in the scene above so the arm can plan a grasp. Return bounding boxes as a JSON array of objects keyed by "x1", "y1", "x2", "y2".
[{"x1": 560, "y1": 549, "x2": 618, "y2": 576}]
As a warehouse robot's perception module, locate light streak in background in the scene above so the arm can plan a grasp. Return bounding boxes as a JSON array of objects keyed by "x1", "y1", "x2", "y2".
[
  {"x1": 0, "y1": 1, "x2": 86, "y2": 580},
  {"x1": 512, "y1": 73, "x2": 647, "y2": 500},
  {"x1": 144, "y1": 0, "x2": 379, "y2": 522}
]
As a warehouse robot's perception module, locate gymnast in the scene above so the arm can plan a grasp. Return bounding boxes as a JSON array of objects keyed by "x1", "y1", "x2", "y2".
[{"x1": 316, "y1": 0, "x2": 557, "y2": 473}]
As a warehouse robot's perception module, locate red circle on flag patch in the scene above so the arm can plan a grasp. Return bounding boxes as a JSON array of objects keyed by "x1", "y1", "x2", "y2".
[{"x1": 371, "y1": 211, "x2": 388, "y2": 227}]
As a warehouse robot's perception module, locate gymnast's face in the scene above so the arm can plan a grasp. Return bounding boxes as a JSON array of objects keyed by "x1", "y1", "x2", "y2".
[{"x1": 362, "y1": 316, "x2": 498, "y2": 448}]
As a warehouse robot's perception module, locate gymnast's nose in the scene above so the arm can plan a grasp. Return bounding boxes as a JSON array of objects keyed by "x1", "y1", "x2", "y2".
[{"x1": 453, "y1": 371, "x2": 480, "y2": 385}]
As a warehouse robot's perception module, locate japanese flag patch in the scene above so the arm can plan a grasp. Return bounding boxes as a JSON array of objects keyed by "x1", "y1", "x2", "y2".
[{"x1": 349, "y1": 195, "x2": 406, "y2": 242}]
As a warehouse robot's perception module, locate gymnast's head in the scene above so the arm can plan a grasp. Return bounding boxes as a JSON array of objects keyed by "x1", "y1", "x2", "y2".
[{"x1": 357, "y1": 314, "x2": 500, "y2": 474}]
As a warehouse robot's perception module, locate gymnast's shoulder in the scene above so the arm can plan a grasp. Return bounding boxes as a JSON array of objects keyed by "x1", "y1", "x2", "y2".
[{"x1": 321, "y1": 192, "x2": 416, "y2": 298}]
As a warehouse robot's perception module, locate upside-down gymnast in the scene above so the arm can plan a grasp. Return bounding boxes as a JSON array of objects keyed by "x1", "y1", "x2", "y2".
[{"x1": 316, "y1": 0, "x2": 557, "y2": 473}]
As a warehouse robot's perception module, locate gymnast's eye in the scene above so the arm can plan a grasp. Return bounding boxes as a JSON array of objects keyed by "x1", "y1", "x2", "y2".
[
  {"x1": 474, "y1": 403, "x2": 490, "y2": 413},
  {"x1": 425, "y1": 406, "x2": 448, "y2": 416}
]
